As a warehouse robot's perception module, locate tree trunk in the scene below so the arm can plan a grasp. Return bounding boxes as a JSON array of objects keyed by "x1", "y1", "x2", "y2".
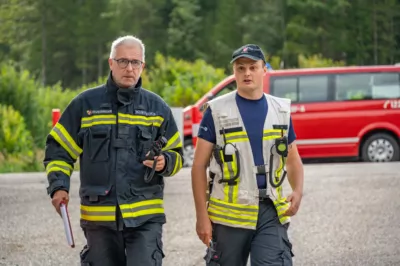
[{"x1": 41, "y1": 0, "x2": 47, "y2": 86}]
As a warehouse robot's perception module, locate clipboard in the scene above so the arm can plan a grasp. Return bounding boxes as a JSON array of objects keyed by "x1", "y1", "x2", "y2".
[{"x1": 60, "y1": 201, "x2": 75, "y2": 248}]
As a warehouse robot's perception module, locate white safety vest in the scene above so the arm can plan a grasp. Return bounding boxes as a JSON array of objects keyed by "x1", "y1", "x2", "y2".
[{"x1": 207, "y1": 91, "x2": 292, "y2": 230}]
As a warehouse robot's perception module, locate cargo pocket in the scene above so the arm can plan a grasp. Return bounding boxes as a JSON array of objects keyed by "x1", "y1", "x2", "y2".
[
  {"x1": 152, "y1": 236, "x2": 165, "y2": 266},
  {"x1": 279, "y1": 226, "x2": 294, "y2": 266},
  {"x1": 137, "y1": 127, "x2": 153, "y2": 162},
  {"x1": 80, "y1": 244, "x2": 92, "y2": 266},
  {"x1": 88, "y1": 126, "x2": 111, "y2": 162}
]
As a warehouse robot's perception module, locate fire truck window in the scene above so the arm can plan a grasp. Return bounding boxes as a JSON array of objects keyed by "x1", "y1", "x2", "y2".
[
  {"x1": 371, "y1": 73, "x2": 400, "y2": 99},
  {"x1": 335, "y1": 73, "x2": 400, "y2": 100},
  {"x1": 214, "y1": 82, "x2": 236, "y2": 98},
  {"x1": 271, "y1": 77, "x2": 298, "y2": 102},
  {"x1": 298, "y1": 75, "x2": 329, "y2": 102}
]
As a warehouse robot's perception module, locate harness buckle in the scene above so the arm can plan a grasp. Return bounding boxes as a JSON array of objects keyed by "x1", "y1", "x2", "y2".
[
  {"x1": 253, "y1": 164, "x2": 268, "y2": 175},
  {"x1": 258, "y1": 189, "x2": 269, "y2": 200}
]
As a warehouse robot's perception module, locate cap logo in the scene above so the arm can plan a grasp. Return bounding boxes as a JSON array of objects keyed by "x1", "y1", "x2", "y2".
[{"x1": 244, "y1": 47, "x2": 250, "y2": 52}]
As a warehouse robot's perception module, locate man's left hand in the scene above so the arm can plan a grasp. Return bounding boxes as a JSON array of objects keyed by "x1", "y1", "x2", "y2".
[
  {"x1": 283, "y1": 190, "x2": 302, "y2": 217},
  {"x1": 143, "y1": 154, "x2": 166, "y2": 171}
]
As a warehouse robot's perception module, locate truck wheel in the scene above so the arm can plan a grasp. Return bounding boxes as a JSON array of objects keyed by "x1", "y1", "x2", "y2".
[
  {"x1": 361, "y1": 133, "x2": 400, "y2": 162},
  {"x1": 183, "y1": 139, "x2": 195, "y2": 167}
]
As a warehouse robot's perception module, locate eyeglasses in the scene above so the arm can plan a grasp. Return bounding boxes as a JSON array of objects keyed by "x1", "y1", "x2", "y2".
[{"x1": 113, "y1": 58, "x2": 143, "y2": 69}]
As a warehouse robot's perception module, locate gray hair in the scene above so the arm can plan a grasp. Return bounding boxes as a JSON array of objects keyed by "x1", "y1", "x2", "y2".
[{"x1": 109, "y1": 35, "x2": 145, "y2": 61}]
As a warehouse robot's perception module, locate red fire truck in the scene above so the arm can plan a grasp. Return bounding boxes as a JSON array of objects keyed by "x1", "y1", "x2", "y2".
[{"x1": 182, "y1": 65, "x2": 400, "y2": 166}]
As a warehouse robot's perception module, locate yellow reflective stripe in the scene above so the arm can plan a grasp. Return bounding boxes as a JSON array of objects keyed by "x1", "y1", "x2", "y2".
[
  {"x1": 162, "y1": 132, "x2": 183, "y2": 151},
  {"x1": 118, "y1": 113, "x2": 164, "y2": 127},
  {"x1": 273, "y1": 198, "x2": 290, "y2": 224},
  {"x1": 169, "y1": 151, "x2": 182, "y2": 176},
  {"x1": 209, "y1": 201, "x2": 256, "y2": 216},
  {"x1": 224, "y1": 131, "x2": 249, "y2": 143},
  {"x1": 263, "y1": 129, "x2": 286, "y2": 140},
  {"x1": 50, "y1": 123, "x2": 82, "y2": 160},
  {"x1": 120, "y1": 199, "x2": 164, "y2": 218},
  {"x1": 46, "y1": 160, "x2": 73, "y2": 176},
  {"x1": 80, "y1": 205, "x2": 116, "y2": 222},
  {"x1": 81, "y1": 114, "x2": 116, "y2": 128},
  {"x1": 208, "y1": 201, "x2": 258, "y2": 227}
]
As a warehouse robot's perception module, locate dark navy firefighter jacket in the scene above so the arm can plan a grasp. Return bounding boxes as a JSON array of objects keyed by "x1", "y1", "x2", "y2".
[{"x1": 43, "y1": 73, "x2": 184, "y2": 230}]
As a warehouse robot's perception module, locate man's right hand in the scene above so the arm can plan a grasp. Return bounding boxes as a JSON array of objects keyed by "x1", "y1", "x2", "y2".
[
  {"x1": 51, "y1": 190, "x2": 69, "y2": 216},
  {"x1": 196, "y1": 215, "x2": 213, "y2": 246}
]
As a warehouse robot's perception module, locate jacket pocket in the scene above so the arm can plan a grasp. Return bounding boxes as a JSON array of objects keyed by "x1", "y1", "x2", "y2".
[
  {"x1": 88, "y1": 126, "x2": 111, "y2": 162},
  {"x1": 137, "y1": 126, "x2": 154, "y2": 162},
  {"x1": 130, "y1": 185, "x2": 163, "y2": 200},
  {"x1": 80, "y1": 126, "x2": 111, "y2": 187}
]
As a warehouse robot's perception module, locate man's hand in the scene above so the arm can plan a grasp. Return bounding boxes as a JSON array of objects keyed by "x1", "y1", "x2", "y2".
[
  {"x1": 52, "y1": 190, "x2": 69, "y2": 216},
  {"x1": 196, "y1": 215, "x2": 213, "y2": 247},
  {"x1": 143, "y1": 154, "x2": 166, "y2": 171},
  {"x1": 283, "y1": 190, "x2": 302, "y2": 217}
]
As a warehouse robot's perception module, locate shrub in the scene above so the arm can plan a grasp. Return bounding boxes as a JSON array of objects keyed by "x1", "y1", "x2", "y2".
[
  {"x1": 144, "y1": 52, "x2": 226, "y2": 107},
  {"x1": 0, "y1": 104, "x2": 35, "y2": 172}
]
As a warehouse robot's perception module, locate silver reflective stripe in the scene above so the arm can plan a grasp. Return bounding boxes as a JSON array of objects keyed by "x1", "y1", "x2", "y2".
[
  {"x1": 296, "y1": 137, "x2": 359, "y2": 145},
  {"x1": 80, "y1": 210, "x2": 115, "y2": 216},
  {"x1": 120, "y1": 204, "x2": 163, "y2": 213},
  {"x1": 209, "y1": 199, "x2": 258, "y2": 213},
  {"x1": 52, "y1": 127, "x2": 80, "y2": 158},
  {"x1": 226, "y1": 134, "x2": 248, "y2": 141},
  {"x1": 81, "y1": 117, "x2": 115, "y2": 126},
  {"x1": 263, "y1": 132, "x2": 281, "y2": 137},
  {"x1": 208, "y1": 211, "x2": 258, "y2": 223}
]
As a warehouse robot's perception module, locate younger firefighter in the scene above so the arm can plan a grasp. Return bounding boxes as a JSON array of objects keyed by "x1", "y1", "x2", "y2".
[
  {"x1": 191, "y1": 44, "x2": 304, "y2": 266},
  {"x1": 44, "y1": 35, "x2": 184, "y2": 266}
]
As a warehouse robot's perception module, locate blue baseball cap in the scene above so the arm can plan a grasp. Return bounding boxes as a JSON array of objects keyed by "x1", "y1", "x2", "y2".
[{"x1": 230, "y1": 44, "x2": 267, "y2": 64}]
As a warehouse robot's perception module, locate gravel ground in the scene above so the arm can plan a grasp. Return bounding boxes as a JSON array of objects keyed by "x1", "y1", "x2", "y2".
[{"x1": 0, "y1": 162, "x2": 400, "y2": 266}]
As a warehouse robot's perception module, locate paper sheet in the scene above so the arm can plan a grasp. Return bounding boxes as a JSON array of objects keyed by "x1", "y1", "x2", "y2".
[{"x1": 60, "y1": 203, "x2": 75, "y2": 248}]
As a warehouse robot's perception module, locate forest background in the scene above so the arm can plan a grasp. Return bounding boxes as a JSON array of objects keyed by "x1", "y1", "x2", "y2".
[{"x1": 0, "y1": 0, "x2": 399, "y2": 172}]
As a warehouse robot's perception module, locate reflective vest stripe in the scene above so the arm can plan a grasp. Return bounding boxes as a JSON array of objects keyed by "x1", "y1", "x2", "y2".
[
  {"x1": 50, "y1": 123, "x2": 83, "y2": 160},
  {"x1": 118, "y1": 113, "x2": 164, "y2": 127},
  {"x1": 273, "y1": 198, "x2": 290, "y2": 224},
  {"x1": 225, "y1": 131, "x2": 249, "y2": 142},
  {"x1": 80, "y1": 205, "x2": 116, "y2": 222},
  {"x1": 81, "y1": 114, "x2": 116, "y2": 128},
  {"x1": 120, "y1": 199, "x2": 164, "y2": 218},
  {"x1": 263, "y1": 129, "x2": 285, "y2": 140},
  {"x1": 46, "y1": 160, "x2": 73, "y2": 176},
  {"x1": 209, "y1": 197, "x2": 258, "y2": 211},
  {"x1": 208, "y1": 198, "x2": 258, "y2": 227}
]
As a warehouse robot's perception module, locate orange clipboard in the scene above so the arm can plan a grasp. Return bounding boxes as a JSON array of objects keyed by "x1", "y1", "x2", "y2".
[{"x1": 60, "y1": 201, "x2": 75, "y2": 248}]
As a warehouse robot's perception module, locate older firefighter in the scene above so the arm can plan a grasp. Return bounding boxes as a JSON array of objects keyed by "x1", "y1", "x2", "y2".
[
  {"x1": 44, "y1": 35, "x2": 184, "y2": 266},
  {"x1": 191, "y1": 44, "x2": 304, "y2": 266}
]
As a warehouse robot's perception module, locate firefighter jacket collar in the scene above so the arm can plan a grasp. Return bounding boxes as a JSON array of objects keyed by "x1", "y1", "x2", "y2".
[{"x1": 106, "y1": 71, "x2": 142, "y2": 105}]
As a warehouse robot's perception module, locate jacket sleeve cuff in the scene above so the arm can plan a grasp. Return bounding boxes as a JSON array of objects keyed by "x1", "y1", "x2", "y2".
[
  {"x1": 47, "y1": 177, "x2": 70, "y2": 198},
  {"x1": 157, "y1": 152, "x2": 172, "y2": 176},
  {"x1": 158, "y1": 151, "x2": 182, "y2": 177}
]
